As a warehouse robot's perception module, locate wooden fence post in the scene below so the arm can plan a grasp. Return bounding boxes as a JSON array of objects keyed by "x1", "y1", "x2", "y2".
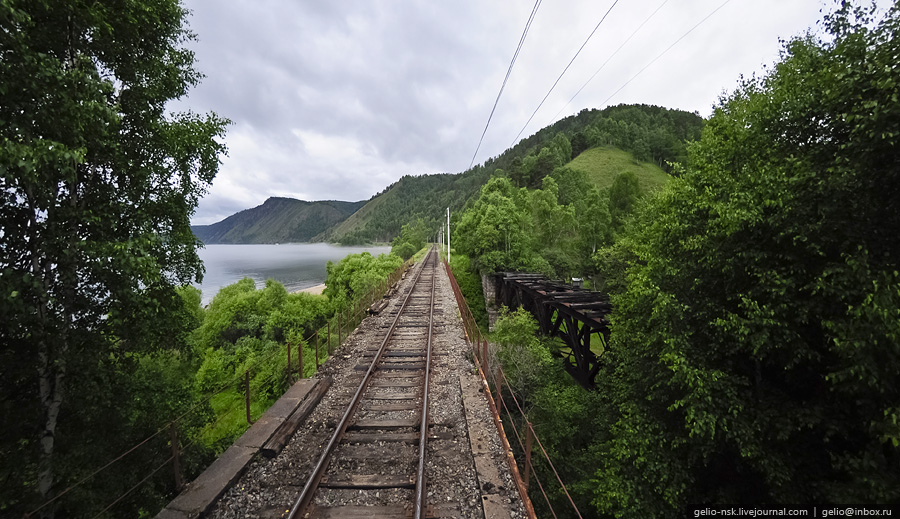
[
  {"x1": 315, "y1": 330, "x2": 320, "y2": 370},
  {"x1": 523, "y1": 422, "x2": 534, "y2": 491},
  {"x1": 298, "y1": 341, "x2": 304, "y2": 379},
  {"x1": 493, "y1": 368, "x2": 502, "y2": 407},
  {"x1": 245, "y1": 370, "x2": 253, "y2": 424},
  {"x1": 170, "y1": 421, "x2": 183, "y2": 492}
]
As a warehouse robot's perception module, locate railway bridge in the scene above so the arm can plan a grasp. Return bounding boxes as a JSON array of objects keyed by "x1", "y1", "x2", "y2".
[{"x1": 491, "y1": 273, "x2": 612, "y2": 388}]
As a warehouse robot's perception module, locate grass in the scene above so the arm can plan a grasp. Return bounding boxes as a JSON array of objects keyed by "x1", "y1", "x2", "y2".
[
  {"x1": 566, "y1": 146, "x2": 671, "y2": 193},
  {"x1": 199, "y1": 389, "x2": 275, "y2": 454},
  {"x1": 411, "y1": 244, "x2": 431, "y2": 262}
]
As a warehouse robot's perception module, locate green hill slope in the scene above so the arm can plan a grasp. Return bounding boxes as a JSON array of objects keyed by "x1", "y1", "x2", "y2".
[
  {"x1": 191, "y1": 197, "x2": 365, "y2": 244},
  {"x1": 566, "y1": 146, "x2": 671, "y2": 193},
  {"x1": 315, "y1": 168, "x2": 492, "y2": 245}
]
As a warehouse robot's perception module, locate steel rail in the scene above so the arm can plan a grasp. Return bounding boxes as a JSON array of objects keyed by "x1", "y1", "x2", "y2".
[
  {"x1": 414, "y1": 247, "x2": 436, "y2": 519},
  {"x1": 286, "y1": 246, "x2": 436, "y2": 519}
]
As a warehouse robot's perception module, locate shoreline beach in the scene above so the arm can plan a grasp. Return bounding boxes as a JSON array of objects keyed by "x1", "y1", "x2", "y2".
[{"x1": 297, "y1": 283, "x2": 326, "y2": 296}]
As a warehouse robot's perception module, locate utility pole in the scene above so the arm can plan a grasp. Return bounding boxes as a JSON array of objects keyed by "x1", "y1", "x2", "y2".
[{"x1": 447, "y1": 207, "x2": 450, "y2": 265}]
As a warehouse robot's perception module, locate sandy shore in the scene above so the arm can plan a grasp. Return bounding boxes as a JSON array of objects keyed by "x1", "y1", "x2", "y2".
[{"x1": 297, "y1": 283, "x2": 326, "y2": 295}]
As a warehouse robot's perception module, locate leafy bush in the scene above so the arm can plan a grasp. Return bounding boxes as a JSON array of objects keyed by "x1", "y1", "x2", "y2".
[
  {"x1": 449, "y1": 254, "x2": 488, "y2": 332},
  {"x1": 193, "y1": 278, "x2": 327, "y2": 397},
  {"x1": 492, "y1": 307, "x2": 554, "y2": 393},
  {"x1": 323, "y1": 251, "x2": 403, "y2": 311}
]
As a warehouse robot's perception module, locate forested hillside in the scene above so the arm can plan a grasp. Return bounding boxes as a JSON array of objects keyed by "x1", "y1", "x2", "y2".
[
  {"x1": 451, "y1": 3, "x2": 900, "y2": 517},
  {"x1": 319, "y1": 103, "x2": 701, "y2": 245},
  {"x1": 315, "y1": 171, "x2": 490, "y2": 244},
  {"x1": 186, "y1": 103, "x2": 701, "y2": 247},
  {"x1": 191, "y1": 197, "x2": 365, "y2": 243},
  {"x1": 452, "y1": 104, "x2": 696, "y2": 287}
]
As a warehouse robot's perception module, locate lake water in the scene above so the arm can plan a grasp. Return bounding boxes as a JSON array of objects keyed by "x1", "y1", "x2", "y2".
[{"x1": 194, "y1": 243, "x2": 392, "y2": 304}]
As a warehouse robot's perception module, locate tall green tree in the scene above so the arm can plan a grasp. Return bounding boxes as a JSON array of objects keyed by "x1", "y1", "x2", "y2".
[
  {"x1": 608, "y1": 170, "x2": 641, "y2": 232},
  {"x1": 595, "y1": 3, "x2": 900, "y2": 516},
  {"x1": 0, "y1": 0, "x2": 228, "y2": 514},
  {"x1": 455, "y1": 177, "x2": 541, "y2": 273}
]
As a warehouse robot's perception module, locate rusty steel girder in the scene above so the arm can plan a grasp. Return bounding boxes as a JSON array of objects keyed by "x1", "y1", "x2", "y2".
[{"x1": 494, "y1": 273, "x2": 611, "y2": 388}]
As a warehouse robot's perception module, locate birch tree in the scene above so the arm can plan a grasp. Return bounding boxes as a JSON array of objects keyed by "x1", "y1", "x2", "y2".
[{"x1": 0, "y1": 1, "x2": 227, "y2": 514}]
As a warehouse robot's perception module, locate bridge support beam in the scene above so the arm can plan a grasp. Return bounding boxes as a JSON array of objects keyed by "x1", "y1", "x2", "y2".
[{"x1": 494, "y1": 273, "x2": 611, "y2": 389}]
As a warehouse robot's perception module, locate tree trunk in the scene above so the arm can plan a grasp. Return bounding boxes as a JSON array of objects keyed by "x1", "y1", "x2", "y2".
[
  {"x1": 37, "y1": 340, "x2": 65, "y2": 517},
  {"x1": 34, "y1": 18, "x2": 81, "y2": 516}
]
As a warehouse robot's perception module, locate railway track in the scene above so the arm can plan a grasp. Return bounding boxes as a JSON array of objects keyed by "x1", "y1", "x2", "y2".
[{"x1": 287, "y1": 246, "x2": 440, "y2": 519}]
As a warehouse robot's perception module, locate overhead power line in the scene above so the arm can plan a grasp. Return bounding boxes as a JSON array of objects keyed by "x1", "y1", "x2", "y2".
[
  {"x1": 599, "y1": 0, "x2": 734, "y2": 108},
  {"x1": 468, "y1": 0, "x2": 543, "y2": 169},
  {"x1": 510, "y1": 0, "x2": 620, "y2": 147},
  {"x1": 549, "y1": 0, "x2": 671, "y2": 124}
]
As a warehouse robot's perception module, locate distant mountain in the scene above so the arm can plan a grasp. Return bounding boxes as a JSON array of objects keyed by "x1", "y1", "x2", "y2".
[
  {"x1": 195, "y1": 104, "x2": 702, "y2": 246},
  {"x1": 191, "y1": 197, "x2": 366, "y2": 244}
]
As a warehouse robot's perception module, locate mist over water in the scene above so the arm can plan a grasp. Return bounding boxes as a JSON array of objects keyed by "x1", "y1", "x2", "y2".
[{"x1": 194, "y1": 243, "x2": 392, "y2": 304}]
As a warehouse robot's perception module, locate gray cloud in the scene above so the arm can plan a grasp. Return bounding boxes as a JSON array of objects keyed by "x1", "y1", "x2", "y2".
[{"x1": 175, "y1": 0, "x2": 891, "y2": 225}]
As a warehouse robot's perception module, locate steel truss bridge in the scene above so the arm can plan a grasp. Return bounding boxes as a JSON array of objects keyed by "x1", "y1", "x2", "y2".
[{"x1": 493, "y1": 273, "x2": 611, "y2": 388}]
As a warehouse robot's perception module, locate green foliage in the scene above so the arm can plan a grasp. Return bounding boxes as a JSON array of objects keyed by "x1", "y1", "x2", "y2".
[
  {"x1": 326, "y1": 105, "x2": 697, "y2": 246},
  {"x1": 574, "y1": 186, "x2": 613, "y2": 286},
  {"x1": 448, "y1": 254, "x2": 488, "y2": 332},
  {"x1": 493, "y1": 307, "x2": 554, "y2": 391},
  {"x1": 491, "y1": 308, "x2": 610, "y2": 516},
  {"x1": 608, "y1": 171, "x2": 642, "y2": 232},
  {"x1": 456, "y1": 169, "x2": 613, "y2": 281},
  {"x1": 565, "y1": 146, "x2": 670, "y2": 194},
  {"x1": 455, "y1": 177, "x2": 550, "y2": 275},
  {"x1": 324, "y1": 171, "x2": 490, "y2": 245},
  {"x1": 455, "y1": 116, "x2": 682, "y2": 285},
  {"x1": 391, "y1": 218, "x2": 428, "y2": 260},
  {"x1": 594, "y1": 4, "x2": 900, "y2": 516},
  {"x1": 323, "y1": 252, "x2": 403, "y2": 311},
  {"x1": 578, "y1": 104, "x2": 703, "y2": 171},
  {"x1": 194, "y1": 278, "x2": 327, "y2": 387}
]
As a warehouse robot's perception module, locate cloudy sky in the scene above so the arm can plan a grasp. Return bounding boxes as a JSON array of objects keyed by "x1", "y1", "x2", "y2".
[{"x1": 174, "y1": 0, "x2": 885, "y2": 225}]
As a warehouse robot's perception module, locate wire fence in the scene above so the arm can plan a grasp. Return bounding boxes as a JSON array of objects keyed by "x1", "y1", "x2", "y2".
[
  {"x1": 24, "y1": 259, "x2": 411, "y2": 519},
  {"x1": 443, "y1": 259, "x2": 584, "y2": 519}
]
